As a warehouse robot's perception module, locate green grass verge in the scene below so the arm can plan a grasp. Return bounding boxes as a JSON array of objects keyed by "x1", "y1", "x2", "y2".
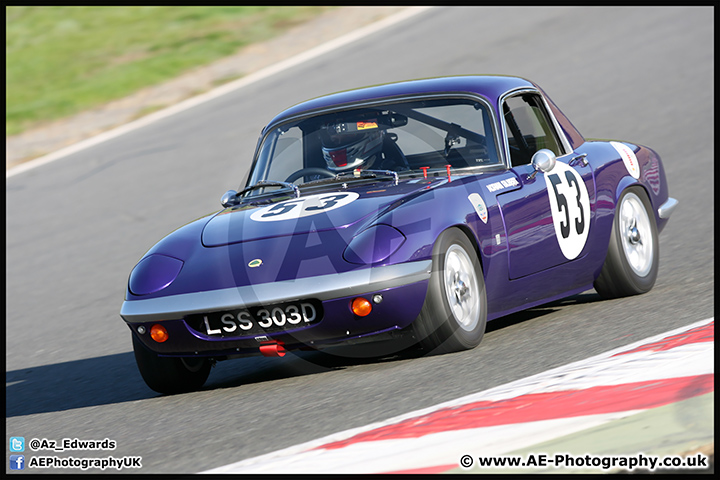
[{"x1": 6, "y1": 6, "x2": 332, "y2": 136}]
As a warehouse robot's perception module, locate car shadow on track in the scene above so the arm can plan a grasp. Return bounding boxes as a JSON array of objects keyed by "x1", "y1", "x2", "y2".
[
  {"x1": 204, "y1": 336, "x2": 428, "y2": 391},
  {"x1": 4, "y1": 345, "x2": 426, "y2": 417},
  {"x1": 205, "y1": 292, "x2": 606, "y2": 391},
  {"x1": 486, "y1": 292, "x2": 603, "y2": 333},
  {"x1": 6, "y1": 352, "x2": 150, "y2": 418},
  {"x1": 6, "y1": 292, "x2": 604, "y2": 415}
]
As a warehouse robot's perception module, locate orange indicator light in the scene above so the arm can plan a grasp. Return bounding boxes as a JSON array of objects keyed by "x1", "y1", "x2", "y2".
[
  {"x1": 351, "y1": 297, "x2": 373, "y2": 317},
  {"x1": 150, "y1": 324, "x2": 169, "y2": 343}
]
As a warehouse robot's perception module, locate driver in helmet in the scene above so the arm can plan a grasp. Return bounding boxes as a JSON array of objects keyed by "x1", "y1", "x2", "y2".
[{"x1": 320, "y1": 119, "x2": 406, "y2": 174}]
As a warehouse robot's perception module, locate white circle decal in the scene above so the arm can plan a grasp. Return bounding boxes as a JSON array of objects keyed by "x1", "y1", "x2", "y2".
[
  {"x1": 250, "y1": 192, "x2": 359, "y2": 222},
  {"x1": 544, "y1": 161, "x2": 591, "y2": 260},
  {"x1": 610, "y1": 141, "x2": 640, "y2": 179}
]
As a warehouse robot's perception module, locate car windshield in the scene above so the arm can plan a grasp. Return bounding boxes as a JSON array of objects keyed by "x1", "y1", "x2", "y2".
[{"x1": 247, "y1": 97, "x2": 501, "y2": 192}]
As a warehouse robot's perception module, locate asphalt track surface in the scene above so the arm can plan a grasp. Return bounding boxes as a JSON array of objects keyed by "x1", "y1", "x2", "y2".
[{"x1": 6, "y1": 7, "x2": 713, "y2": 474}]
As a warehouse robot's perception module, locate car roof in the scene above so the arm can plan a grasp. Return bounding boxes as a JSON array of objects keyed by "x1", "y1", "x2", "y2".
[{"x1": 264, "y1": 75, "x2": 535, "y2": 131}]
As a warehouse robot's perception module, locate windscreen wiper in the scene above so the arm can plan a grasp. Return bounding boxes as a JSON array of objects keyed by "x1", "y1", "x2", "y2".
[{"x1": 221, "y1": 181, "x2": 300, "y2": 207}]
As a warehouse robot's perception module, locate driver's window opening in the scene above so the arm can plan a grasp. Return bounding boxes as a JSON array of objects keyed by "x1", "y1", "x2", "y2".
[
  {"x1": 247, "y1": 98, "x2": 502, "y2": 191},
  {"x1": 503, "y1": 93, "x2": 564, "y2": 168}
]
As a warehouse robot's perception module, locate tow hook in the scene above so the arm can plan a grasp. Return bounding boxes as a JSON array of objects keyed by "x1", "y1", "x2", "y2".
[{"x1": 259, "y1": 340, "x2": 286, "y2": 357}]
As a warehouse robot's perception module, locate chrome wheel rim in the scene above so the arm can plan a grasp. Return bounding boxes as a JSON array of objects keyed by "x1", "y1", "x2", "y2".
[
  {"x1": 619, "y1": 193, "x2": 654, "y2": 277},
  {"x1": 443, "y1": 245, "x2": 480, "y2": 331}
]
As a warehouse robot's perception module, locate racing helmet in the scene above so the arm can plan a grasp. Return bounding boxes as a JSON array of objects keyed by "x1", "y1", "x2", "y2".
[{"x1": 320, "y1": 120, "x2": 384, "y2": 173}]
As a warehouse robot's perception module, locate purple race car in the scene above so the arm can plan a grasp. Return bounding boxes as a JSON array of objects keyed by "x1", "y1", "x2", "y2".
[{"x1": 121, "y1": 75, "x2": 678, "y2": 394}]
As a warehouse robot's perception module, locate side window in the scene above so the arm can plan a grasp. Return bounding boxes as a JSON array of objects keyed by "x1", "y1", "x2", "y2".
[{"x1": 503, "y1": 93, "x2": 564, "y2": 167}]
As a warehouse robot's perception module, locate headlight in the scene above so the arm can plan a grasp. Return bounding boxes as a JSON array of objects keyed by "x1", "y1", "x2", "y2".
[
  {"x1": 343, "y1": 225, "x2": 406, "y2": 265},
  {"x1": 128, "y1": 254, "x2": 184, "y2": 295}
]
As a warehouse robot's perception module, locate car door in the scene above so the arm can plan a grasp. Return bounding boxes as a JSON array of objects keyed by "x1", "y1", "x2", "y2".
[{"x1": 496, "y1": 92, "x2": 595, "y2": 279}]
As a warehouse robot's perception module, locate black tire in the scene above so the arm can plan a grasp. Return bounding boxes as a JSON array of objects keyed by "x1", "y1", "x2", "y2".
[
  {"x1": 132, "y1": 333, "x2": 211, "y2": 394},
  {"x1": 594, "y1": 187, "x2": 659, "y2": 298},
  {"x1": 414, "y1": 228, "x2": 487, "y2": 354}
]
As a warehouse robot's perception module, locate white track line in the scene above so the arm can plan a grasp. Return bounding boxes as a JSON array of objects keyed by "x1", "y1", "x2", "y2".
[{"x1": 6, "y1": 7, "x2": 433, "y2": 179}]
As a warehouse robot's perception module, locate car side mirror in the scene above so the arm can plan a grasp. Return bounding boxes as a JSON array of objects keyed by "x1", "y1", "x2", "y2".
[
  {"x1": 221, "y1": 190, "x2": 238, "y2": 208},
  {"x1": 528, "y1": 149, "x2": 556, "y2": 180}
]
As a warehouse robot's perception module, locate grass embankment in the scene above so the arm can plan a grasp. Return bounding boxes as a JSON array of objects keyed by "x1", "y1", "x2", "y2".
[{"x1": 6, "y1": 6, "x2": 331, "y2": 136}]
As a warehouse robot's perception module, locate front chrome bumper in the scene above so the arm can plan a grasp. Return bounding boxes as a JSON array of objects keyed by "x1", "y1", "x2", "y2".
[
  {"x1": 658, "y1": 197, "x2": 679, "y2": 219},
  {"x1": 121, "y1": 260, "x2": 432, "y2": 323}
]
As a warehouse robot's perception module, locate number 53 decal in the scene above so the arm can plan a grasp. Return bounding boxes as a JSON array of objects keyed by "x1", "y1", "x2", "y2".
[
  {"x1": 250, "y1": 192, "x2": 359, "y2": 222},
  {"x1": 544, "y1": 162, "x2": 591, "y2": 260}
]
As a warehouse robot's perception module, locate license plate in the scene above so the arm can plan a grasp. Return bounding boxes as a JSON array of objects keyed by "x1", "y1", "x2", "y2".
[{"x1": 190, "y1": 300, "x2": 322, "y2": 337}]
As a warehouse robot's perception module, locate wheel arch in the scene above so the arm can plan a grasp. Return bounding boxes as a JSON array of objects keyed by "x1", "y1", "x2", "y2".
[
  {"x1": 432, "y1": 223, "x2": 487, "y2": 283},
  {"x1": 591, "y1": 179, "x2": 653, "y2": 277},
  {"x1": 615, "y1": 177, "x2": 652, "y2": 209},
  {"x1": 454, "y1": 223, "x2": 486, "y2": 276}
]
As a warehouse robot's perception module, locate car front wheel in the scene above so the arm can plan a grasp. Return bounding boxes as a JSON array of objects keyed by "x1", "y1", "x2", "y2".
[
  {"x1": 132, "y1": 333, "x2": 211, "y2": 394},
  {"x1": 414, "y1": 228, "x2": 487, "y2": 354}
]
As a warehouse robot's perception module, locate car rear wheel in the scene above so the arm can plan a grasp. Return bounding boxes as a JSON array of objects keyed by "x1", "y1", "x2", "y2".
[
  {"x1": 132, "y1": 333, "x2": 211, "y2": 394},
  {"x1": 594, "y1": 187, "x2": 659, "y2": 298},
  {"x1": 414, "y1": 228, "x2": 487, "y2": 354}
]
